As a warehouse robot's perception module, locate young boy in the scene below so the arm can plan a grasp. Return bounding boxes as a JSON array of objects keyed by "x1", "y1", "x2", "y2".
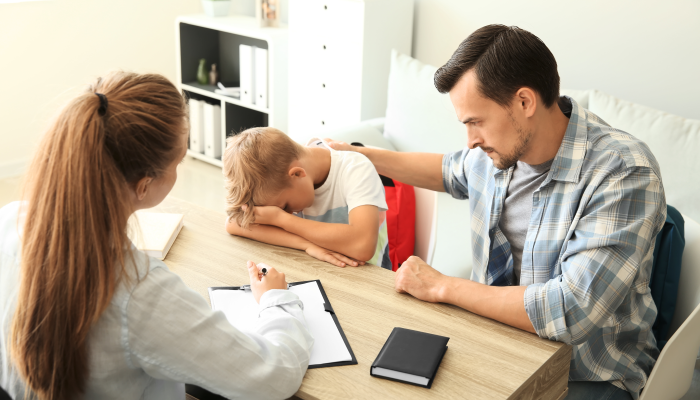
[{"x1": 223, "y1": 127, "x2": 391, "y2": 270}]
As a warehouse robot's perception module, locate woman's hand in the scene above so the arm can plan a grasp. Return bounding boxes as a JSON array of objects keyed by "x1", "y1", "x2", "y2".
[
  {"x1": 305, "y1": 243, "x2": 365, "y2": 268},
  {"x1": 247, "y1": 261, "x2": 287, "y2": 303}
]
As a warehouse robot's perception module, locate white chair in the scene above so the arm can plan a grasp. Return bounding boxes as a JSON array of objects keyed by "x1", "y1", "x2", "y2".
[
  {"x1": 639, "y1": 214, "x2": 700, "y2": 400},
  {"x1": 413, "y1": 186, "x2": 437, "y2": 265}
]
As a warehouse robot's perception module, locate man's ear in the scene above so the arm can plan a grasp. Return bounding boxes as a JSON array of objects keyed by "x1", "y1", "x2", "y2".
[
  {"x1": 134, "y1": 176, "x2": 153, "y2": 201},
  {"x1": 515, "y1": 88, "x2": 537, "y2": 118},
  {"x1": 288, "y1": 166, "x2": 307, "y2": 178}
]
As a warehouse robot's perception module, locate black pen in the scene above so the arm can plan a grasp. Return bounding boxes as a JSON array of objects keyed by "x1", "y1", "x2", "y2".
[
  {"x1": 238, "y1": 281, "x2": 291, "y2": 291},
  {"x1": 239, "y1": 267, "x2": 268, "y2": 290}
]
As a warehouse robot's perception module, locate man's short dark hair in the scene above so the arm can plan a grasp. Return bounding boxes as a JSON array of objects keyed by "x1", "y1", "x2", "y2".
[{"x1": 434, "y1": 24, "x2": 560, "y2": 108}]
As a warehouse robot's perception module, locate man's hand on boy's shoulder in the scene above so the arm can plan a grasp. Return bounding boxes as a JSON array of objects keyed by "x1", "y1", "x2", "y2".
[{"x1": 324, "y1": 139, "x2": 356, "y2": 152}]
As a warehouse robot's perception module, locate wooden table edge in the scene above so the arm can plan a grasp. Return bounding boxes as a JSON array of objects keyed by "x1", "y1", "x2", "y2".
[
  {"x1": 508, "y1": 343, "x2": 572, "y2": 399},
  {"x1": 555, "y1": 388, "x2": 569, "y2": 400}
]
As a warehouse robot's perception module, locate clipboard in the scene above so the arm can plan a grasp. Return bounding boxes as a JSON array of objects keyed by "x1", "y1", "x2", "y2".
[{"x1": 208, "y1": 279, "x2": 357, "y2": 369}]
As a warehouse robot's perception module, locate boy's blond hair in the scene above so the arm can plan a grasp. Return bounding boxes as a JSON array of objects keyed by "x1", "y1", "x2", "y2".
[{"x1": 223, "y1": 127, "x2": 305, "y2": 229}]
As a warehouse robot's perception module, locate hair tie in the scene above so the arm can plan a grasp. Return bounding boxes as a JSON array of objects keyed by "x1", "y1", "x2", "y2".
[{"x1": 95, "y1": 93, "x2": 108, "y2": 116}]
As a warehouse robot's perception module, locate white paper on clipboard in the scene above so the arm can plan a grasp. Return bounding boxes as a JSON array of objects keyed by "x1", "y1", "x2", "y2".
[{"x1": 209, "y1": 281, "x2": 352, "y2": 366}]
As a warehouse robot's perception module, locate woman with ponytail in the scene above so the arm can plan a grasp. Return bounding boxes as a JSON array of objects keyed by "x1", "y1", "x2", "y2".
[{"x1": 0, "y1": 72, "x2": 313, "y2": 400}]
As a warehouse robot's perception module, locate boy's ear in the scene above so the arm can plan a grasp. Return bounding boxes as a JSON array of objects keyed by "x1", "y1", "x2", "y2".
[{"x1": 288, "y1": 166, "x2": 307, "y2": 178}]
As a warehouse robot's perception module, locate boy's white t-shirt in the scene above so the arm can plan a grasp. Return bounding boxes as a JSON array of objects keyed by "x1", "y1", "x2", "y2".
[{"x1": 298, "y1": 142, "x2": 391, "y2": 269}]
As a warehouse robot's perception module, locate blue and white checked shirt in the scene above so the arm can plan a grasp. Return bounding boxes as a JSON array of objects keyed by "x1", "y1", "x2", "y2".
[{"x1": 442, "y1": 97, "x2": 665, "y2": 398}]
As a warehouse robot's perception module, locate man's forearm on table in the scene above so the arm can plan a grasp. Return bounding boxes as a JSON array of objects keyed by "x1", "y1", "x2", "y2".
[
  {"x1": 355, "y1": 147, "x2": 446, "y2": 192},
  {"x1": 439, "y1": 277, "x2": 537, "y2": 334}
]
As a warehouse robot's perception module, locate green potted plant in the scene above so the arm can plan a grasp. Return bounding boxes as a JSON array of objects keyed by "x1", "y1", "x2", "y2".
[{"x1": 202, "y1": 0, "x2": 231, "y2": 17}]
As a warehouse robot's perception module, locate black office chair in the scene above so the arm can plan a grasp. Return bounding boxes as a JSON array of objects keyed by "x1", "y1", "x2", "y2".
[
  {"x1": 0, "y1": 384, "x2": 219, "y2": 400},
  {"x1": 185, "y1": 384, "x2": 227, "y2": 400}
]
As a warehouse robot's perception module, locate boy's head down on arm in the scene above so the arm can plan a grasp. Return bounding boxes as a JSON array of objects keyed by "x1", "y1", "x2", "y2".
[
  {"x1": 223, "y1": 126, "x2": 392, "y2": 269},
  {"x1": 223, "y1": 127, "x2": 317, "y2": 229}
]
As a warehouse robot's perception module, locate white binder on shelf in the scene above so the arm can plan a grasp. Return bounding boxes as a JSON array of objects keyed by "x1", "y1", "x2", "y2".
[
  {"x1": 239, "y1": 44, "x2": 254, "y2": 105},
  {"x1": 188, "y1": 99, "x2": 205, "y2": 153},
  {"x1": 203, "y1": 102, "x2": 222, "y2": 159},
  {"x1": 254, "y1": 47, "x2": 268, "y2": 108}
]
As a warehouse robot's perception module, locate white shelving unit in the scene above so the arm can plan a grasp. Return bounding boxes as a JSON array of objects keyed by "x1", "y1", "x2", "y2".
[
  {"x1": 176, "y1": 14, "x2": 288, "y2": 167},
  {"x1": 287, "y1": 0, "x2": 413, "y2": 142}
]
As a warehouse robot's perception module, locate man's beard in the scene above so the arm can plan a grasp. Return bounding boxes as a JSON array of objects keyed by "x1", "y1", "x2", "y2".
[{"x1": 484, "y1": 117, "x2": 533, "y2": 170}]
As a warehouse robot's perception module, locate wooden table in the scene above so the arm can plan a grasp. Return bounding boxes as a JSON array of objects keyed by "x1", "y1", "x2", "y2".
[{"x1": 155, "y1": 197, "x2": 571, "y2": 400}]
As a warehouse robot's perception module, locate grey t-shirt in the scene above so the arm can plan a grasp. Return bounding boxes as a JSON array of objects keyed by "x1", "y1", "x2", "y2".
[
  {"x1": 499, "y1": 96, "x2": 572, "y2": 283},
  {"x1": 499, "y1": 158, "x2": 553, "y2": 283}
]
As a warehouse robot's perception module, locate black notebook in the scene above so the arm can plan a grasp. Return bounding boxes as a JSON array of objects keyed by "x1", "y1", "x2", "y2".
[{"x1": 370, "y1": 327, "x2": 449, "y2": 388}]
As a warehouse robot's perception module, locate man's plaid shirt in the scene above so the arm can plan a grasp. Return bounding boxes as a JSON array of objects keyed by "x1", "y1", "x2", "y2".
[{"x1": 442, "y1": 97, "x2": 665, "y2": 398}]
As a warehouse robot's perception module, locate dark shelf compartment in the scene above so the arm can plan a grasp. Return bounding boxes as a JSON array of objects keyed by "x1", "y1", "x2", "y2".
[
  {"x1": 225, "y1": 102, "x2": 268, "y2": 138},
  {"x1": 179, "y1": 22, "x2": 268, "y2": 88}
]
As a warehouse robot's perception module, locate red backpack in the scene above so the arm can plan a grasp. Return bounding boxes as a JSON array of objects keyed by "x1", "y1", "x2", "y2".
[
  {"x1": 381, "y1": 176, "x2": 416, "y2": 271},
  {"x1": 350, "y1": 143, "x2": 415, "y2": 271}
]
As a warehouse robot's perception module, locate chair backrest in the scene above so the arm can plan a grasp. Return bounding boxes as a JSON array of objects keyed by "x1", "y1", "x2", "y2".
[
  {"x1": 639, "y1": 215, "x2": 700, "y2": 400},
  {"x1": 639, "y1": 301, "x2": 700, "y2": 400},
  {"x1": 649, "y1": 205, "x2": 685, "y2": 349},
  {"x1": 410, "y1": 179, "x2": 476, "y2": 280},
  {"x1": 413, "y1": 186, "x2": 437, "y2": 265},
  {"x1": 668, "y1": 215, "x2": 700, "y2": 336},
  {"x1": 0, "y1": 386, "x2": 11, "y2": 400}
]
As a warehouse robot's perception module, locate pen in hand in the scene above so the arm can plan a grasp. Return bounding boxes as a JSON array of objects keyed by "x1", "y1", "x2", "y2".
[
  {"x1": 242, "y1": 262, "x2": 287, "y2": 299},
  {"x1": 241, "y1": 263, "x2": 267, "y2": 289}
]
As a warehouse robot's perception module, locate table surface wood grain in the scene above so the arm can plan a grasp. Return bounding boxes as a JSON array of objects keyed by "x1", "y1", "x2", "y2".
[{"x1": 154, "y1": 196, "x2": 571, "y2": 400}]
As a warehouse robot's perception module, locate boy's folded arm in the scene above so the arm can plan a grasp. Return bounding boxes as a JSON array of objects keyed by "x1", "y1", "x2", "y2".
[
  {"x1": 225, "y1": 217, "x2": 311, "y2": 251},
  {"x1": 277, "y1": 205, "x2": 379, "y2": 261},
  {"x1": 225, "y1": 216, "x2": 362, "y2": 268}
]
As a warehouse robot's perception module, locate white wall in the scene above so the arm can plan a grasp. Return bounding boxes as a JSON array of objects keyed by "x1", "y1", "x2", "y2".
[
  {"x1": 2, "y1": 0, "x2": 698, "y2": 178},
  {"x1": 411, "y1": 0, "x2": 700, "y2": 121},
  {"x1": 0, "y1": 0, "x2": 202, "y2": 178}
]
